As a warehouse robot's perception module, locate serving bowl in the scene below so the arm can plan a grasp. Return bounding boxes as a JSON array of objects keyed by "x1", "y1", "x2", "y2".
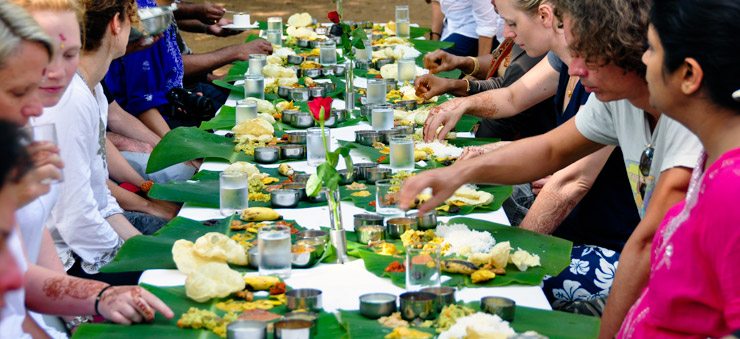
[
  {"x1": 365, "y1": 167, "x2": 391, "y2": 184},
  {"x1": 356, "y1": 225, "x2": 385, "y2": 244},
  {"x1": 283, "y1": 311, "x2": 318, "y2": 335},
  {"x1": 295, "y1": 229, "x2": 330, "y2": 244},
  {"x1": 271, "y1": 189, "x2": 301, "y2": 208},
  {"x1": 291, "y1": 172, "x2": 311, "y2": 183},
  {"x1": 254, "y1": 146, "x2": 280, "y2": 164},
  {"x1": 481, "y1": 296, "x2": 516, "y2": 322},
  {"x1": 282, "y1": 182, "x2": 306, "y2": 200},
  {"x1": 287, "y1": 54, "x2": 304, "y2": 65},
  {"x1": 386, "y1": 217, "x2": 417, "y2": 239},
  {"x1": 281, "y1": 109, "x2": 301, "y2": 125},
  {"x1": 131, "y1": 7, "x2": 174, "y2": 42},
  {"x1": 354, "y1": 213, "x2": 385, "y2": 228},
  {"x1": 359, "y1": 293, "x2": 397, "y2": 319},
  {"x1": 280, "y1": 144, "x2": 306, "y2": 160},
  {"x1": 277, "y1": 86, "x2": 292, "y2": 99},
  {"x1": 353, "y1": 162, "x2": 378, "y2": 180},
  {"x1": 286, "y1": 288, "x2": 323, "y2": 312},
  {"x1": 285, "y1": 130, "x2": 307, "y2": 144},
  {"x1": 355, "y1": 130, "x2": 380, "y2": 146},
  {"x1": 420, "y1": 287, "x2": 456, "y2": 313},
  {"x1": 399, "y1": 292, "x2": 437, "y2": 321},
  {"x1": 291, "y1": 243, "x2": 323, "y2": 268},
  {"x1": 410, "y1": 210, "x2": 438, "y2": 230},
  {"x1": 394, "y1": 99, "x2": 418, "y2": 111},
  {"x1": 291, "y1": 113, "x2": 315, "y2": 129}
]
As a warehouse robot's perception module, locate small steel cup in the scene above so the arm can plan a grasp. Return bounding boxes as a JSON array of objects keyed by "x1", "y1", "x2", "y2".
[
  {"x1": 306, "y1": 189, "x2": 327, "y2": 203},
  {"x1": 394, "y1": 99, "x2": 418, "y2": 111},
  {"x1": 282, "y1": 109, "x2": 301, "y2": 125},
  {"x1": 286, "y1": 288, "x2": 323, "y2": 312},
  {"x1": 283, "y1": 311, "x2": 319, "y2": 335},
  {"x1": 254, "y1": 146, "x2": 279, "y2": 164},
  {"x1": 334, "y1": 109, "x2": 350, "y2": 122},
  {"x1": 295, "y1": 230, "x2": 329, "y2": 244},
  {"x1": 308, "y1": 40, "x2": 321, "y2": 49},
  {"x1": 291, "y1": 243, "x2": 322, "y2": 268},
  {"x1": 354, "y1": 213, "x2": 385, "y2": 228},
  {"x1": 355, "y1": 130, "x2": 381, "y2": 146},
  {"x1": 291, "y1": 87, "x2": 311, "y2": 102},
  {"x1": 315, "y1": 26, "x2": 328, "y2": 35},
  {"x1": 378, "y1": 129, "x2": 401, "y2": 144},
  {"x1": 353, "y1": 162, "x2": 378, "y2": 180},
  {"x1": 280, "y1": 144, "x2": 306, "y2": 160},
  {"x1": 274, "y1": 319, "x2": 313, "y2": 339},
  {"x1": 319, "y1": 81, "x2": 336, "y2": 93},
  {"x1": 365, "y1": 167, "x2": 391, "y2": 184},
  {"x1": 282, "y1": 182, "x2": 306, "y2": 200},
  {"x1": 355, "y1": 60, "x2": 371, "y2": 70},
  {"x1": 399, "y1": 292, "x2": 437, "y2": 321},
  {"x1": 386, "y1": 217, "x2": 417, "y2": 239},
  {"x1": 271, "y1": 189, "x2": 301, "y2": 208},
  {"x1": 324, "y1": 112, "x2": 338, "y2": 127},
  {"x1": 292, "y1": 172, "x2": 311, "y2": 183},
  {"x1": 309, "y1": 86, "x2": 326, "y2": 98},
  {"x1": 337, "y1": 169, "x2": 355, "y2": 185},
  {"x1": 410, "y1": 210, "x2": 437, "y2": 230},
  {"x1": 359, "y1": 293, "x2": 397, "y2": 319},
  {"x1": 420, "y1": 286, "x2": 456, "y2": 313},
  {"x1": 333, "y1": 64, "x2": 347, "y2": 76},
  {"x1": 393, "y1": 125, "x2": 414, "y2": 136},
  {"x1": 278, "y1": 85, "x2": 292, "y2": 98},
  {"x1": 321, "y1": 67, "x2": 335, "y2": 77},
  {"x1": 356, "y1": 225, "x2": 385, "y2": 244},
  {"x1": 291, "y1": 113, "x2": 315, "y2": 128},
  {"x1": 247, "y1": 246, "x2": 259, "y2": 269},
  {"x1": 285, "y1": 130, "x2": 307, "y2": 144},
  {"x1": 481, "y1": 296, "x2": 516, "y2": 322},
  {"x1": 305, "y1": 55, "x2": 320, "y2": 63},
  {"x1": 287, "y1": 54, "x2": 304, "y2": 65},
  {"x1": 297, "y1": 39, "x2": 310, "y2": 48}
]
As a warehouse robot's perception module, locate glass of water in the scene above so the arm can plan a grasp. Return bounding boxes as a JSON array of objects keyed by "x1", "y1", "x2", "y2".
[
  {"x1": 244, "y1": 74, "x2": 265, "y2": 99},
  {"x1": 236, "y1": 100, "x2": 258, "y2": 124},
  {"x1": 405, "y1": 243, "x2": 441, "y2": 291},
  {"x1": 366, "y1": 78, "x2": 387, "y2": 105},
  {"x1": 22, "y1": 123, "x2": 63, "y2": 183},
  {"x1": 219, "y1": 171, "x2": 248, "y2": 216},
  {"x1": 258, "y1": 225, "x2": 292, "y2": 278},
  {"x1": 248, "y1": 54, "x2": 267, "y2": 76},
  {"x1": 397, "y1": 57, "x2": 417, "y2": 83},
  {"x1": 353, "y1": 39, "x2": 372, "y2": 62},
  {"x1": 390, "y1": 134, "x2": 415, "y2": 171},
  {"x1": 319, "y1": 40, "x2": 337, "y2": 66},
  {"x1": 266, "y1": 29, "x2": 282, "y2": 46},
  {"x1": 306, "y1": 127, "x2": 329, "y2": 166},
  {"x1": 267, "y1": 16, "x2": 283, "y2": 32},
  {"x1": 395, "y1": 5, "x2": 410, "y2": 39},
  {"x1": 371, "y1": 107, "x2": 394, "y2": 131},
  {"x1": 375, "y1": 179, "x2": 401, "y2": 215}
]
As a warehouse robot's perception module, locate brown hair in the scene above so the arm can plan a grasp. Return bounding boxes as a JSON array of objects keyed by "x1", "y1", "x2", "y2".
[
  {"x1": 511, "y1": 0, "x2": 549, "y2": 16},
  {"x1": 79, "y1": 0, "x2": 137, "y2": 52},
  {"x1": 554, "y1": 0, "x2": 649, "y2": 76}
]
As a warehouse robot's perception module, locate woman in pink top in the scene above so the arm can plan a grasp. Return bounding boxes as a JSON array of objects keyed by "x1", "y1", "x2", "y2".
[{"x1": 618, "y1": 0, "x2": 740, "y2": 337}]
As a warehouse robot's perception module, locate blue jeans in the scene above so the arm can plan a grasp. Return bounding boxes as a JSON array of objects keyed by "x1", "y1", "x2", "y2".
[{"x1": 443, "y1": 33, "x2": 480, "y2": 57}]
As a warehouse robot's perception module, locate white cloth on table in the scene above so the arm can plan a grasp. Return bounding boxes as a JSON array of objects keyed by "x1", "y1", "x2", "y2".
[
  {"x1": 440, "y1": 0, "x2": 503, "y2": 41},
  {"x1": 35, "y1": 75, "x2": 124, "y2": 274},
  {"x1": 575, "y1": 96, "x2": 702, "y2": 217}
]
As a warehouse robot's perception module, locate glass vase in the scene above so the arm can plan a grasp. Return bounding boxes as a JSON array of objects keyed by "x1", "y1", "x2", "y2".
[
  {"x1": 326, "y1": 188, "x2": 349, "y2": 263},
  {"x1": 345, "y1": 59, "x2": 355, "y2": 111}
]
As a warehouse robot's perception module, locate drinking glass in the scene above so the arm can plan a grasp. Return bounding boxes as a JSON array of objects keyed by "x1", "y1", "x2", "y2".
[
  {"x1": 397, "y1": 57, "x2": 417, "y2": 83},
  {"x1": 375, "y1": 179, "x2": 401, "y2": 215},
  {"x1": 353, "y1": 39, "x2": 372, "y2": 62},
  {"x1": 244, "y1": 74, "x2": 265, "y2": 99},
  {"x1": 258, "y1": 225, "x2": 292, "y2": 278},
  {"x1": 248, "y1": 54, "x2": 267, "y2": 76},
  {"x1": 306, "y1": 127, "x2": 329, "y2": 167},
  {"x1": 266, "y1": 29, "x2": 282, "y2": 46},
  {"x1": 366, "y1": 78, "x2": 387, "y2": 105},
  {"x1": 390, "y1": 134, "x2": 415, "y2": 171},
  {"x1": 319, "y1": 40, "x2": 337, "y2": 66},
  {"x1": 371, "y1": 107, "x2": 394, "y2": 131},
  {"x1": 395, "y1": 5, "x2": 410, "y2": 22},
  {"x1": 22, "y1": 123, "x2": 63, "y2": 183},
  {"x1": 405, "y1": 243, "x2": 441, "y2": 291},
  {"x1": 236, "y1": 100, "x2": 258, "y2": 124},
  {"x1": 267, "y1": 16, "x2": 283, "y2": 32},
  {"x1": 219, "y1": 171, "x2": 248, "y2": 216},
  {"x1": 395, "y1": 5, "x2": 410, "y2": 39}
]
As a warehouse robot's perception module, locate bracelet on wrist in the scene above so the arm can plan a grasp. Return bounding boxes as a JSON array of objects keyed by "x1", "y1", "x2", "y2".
[
  {"x1": 94, "y1": 285, "x2": 114, "y2": 316},
  {"x1": 429, "y1": 31, "x2": 441, "y2": 39},
  {"x1": 464, "y1": 56, "x2": 480, "y2": 76}
]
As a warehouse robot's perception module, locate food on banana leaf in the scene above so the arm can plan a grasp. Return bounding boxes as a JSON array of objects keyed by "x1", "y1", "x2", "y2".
[
  {"x1": 467, "y1": 241, "x2": 511, "y2": 269},
  {"x1": 242, "y1": 98, "x2": 277, "y2": 115},
  {"x1": 380, "y1": 64, "x2": 426, "y2": 84},
  {"x1": 278, "y1": 163, "x2": 294, "y2": 177},
  {"x1": 437, "y1": 312, "x2": 515, "y2": 339},
  {"x1": 177, "y1": 307, "x2": 238, "y2": 338},
  {"x1": 287, "y1": 12, "x2": 312, "y2": 28},
  {"x1": 435, "y1": 223, "x2": 495, "y2": 257},
  {"x1": 240, "y1": 207, "x2": 281, "y2": 221},
  {"x1": 385, "y1": 327, "x2": 433, "y2": 339},
  {"x1": 238, "y1": 309, "x2": 283, "y2": 322},
  {"x1": 351, "y1": 190, "x2": 371, "y2": 197},
  {"x1": 171, "y1": 239, "x2": 221, "y2": 274},
  {"x1": 185, "y1": 263, "x2": 246, "y2": 302},
  {"x1": 193, "y1": 232, "x2": 249, "y2": 266},
  {"x1": 440, "y1": 259, "x2": 477, "y2": 275},
  {"x1": 471, "y1": 269, "x2": 496, "y2": 284},
  {"x1": 223, "y1": 161, "x2": 260, "y2": 177},
  {"x1": 378, "y1": 312, "x2": 409, "y2": 329},
  {"x1": 232, "y1": 117, "x2": 274, "y2": 143},
  {"x1": 215, "y1": 298, "x2": 282, "y2": 312},
  {"x1": 244, "y1": 275, "x2": 281, "y2": 291},
  {"x1": 372, "y1": 242, "x2": 399, "y2": 256},
  {"x1": 286, "y1": 25, "x2": 323, "y2": 40},
  {"x1": 229, "y1": 233, "x2": 255, "y2": 250},
  {"x1": 372, "y1": 45, "x2": 421, "y2": 61},
  {"x1": 384, "y1": 261, "x2": 405, "y2": 273},
  {"x1": 346, "y1": 182, "x2": 367, "y2": 190},
  {"x1": 509, "y1": 248, "x2": 541, "y2": 271},
  {"x1": 435, "y1": 304, "x2": 476, "y2": 333}
]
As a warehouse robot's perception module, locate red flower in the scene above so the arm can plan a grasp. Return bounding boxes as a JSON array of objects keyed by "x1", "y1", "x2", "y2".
[
  {"x1": 307, "y1": 96, "x2": 333, "y2": 122},
  {"x1": 328, "y1": 11, "x2": 340, "y2": 24}
]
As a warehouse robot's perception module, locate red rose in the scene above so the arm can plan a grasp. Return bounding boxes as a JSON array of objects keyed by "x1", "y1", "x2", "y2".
[
  {"x1": 307, "y1": 96, "x2": 333, "y2": 122},
  {"x1": 328, "y1": 11, "x2": 340, "y2": 24}
]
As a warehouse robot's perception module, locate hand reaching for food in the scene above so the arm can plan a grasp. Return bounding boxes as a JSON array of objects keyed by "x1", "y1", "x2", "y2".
[{"x1": 98, "y1": 286, "x2": 174, "y2": 325}]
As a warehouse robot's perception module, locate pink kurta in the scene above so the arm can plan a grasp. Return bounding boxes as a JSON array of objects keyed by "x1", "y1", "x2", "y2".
[{"x1": 619, "y1": 148, "x2": 740, "y2": 338}]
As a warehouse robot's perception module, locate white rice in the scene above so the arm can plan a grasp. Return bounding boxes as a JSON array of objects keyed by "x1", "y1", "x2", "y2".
[
  {"x1": 416, "y1": 140, "x2": 463, "y2": 159},
  {"x1": 436, "y1": 223, "x2": 495, "y2": 256},
  {"x1": 438, "y1": 312, "x2": 516, "y2": 339}
]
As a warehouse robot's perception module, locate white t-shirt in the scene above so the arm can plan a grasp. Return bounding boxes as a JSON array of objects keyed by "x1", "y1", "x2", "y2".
[
  {"x1": 575, "y1": 96, "x2": 702, "y2": 216},
  {"x1": 35, "y1": 75, "x2": 124, "y2": 274},
  {"x1": 17, "y1": 185, "x2": 58, "y2": 264},
  {"x1": 440, "y1": 0, "x2": 503, "y2": 41},
  {"x1": 0, "y1": 231, "x2": 31, "y2": 339}
]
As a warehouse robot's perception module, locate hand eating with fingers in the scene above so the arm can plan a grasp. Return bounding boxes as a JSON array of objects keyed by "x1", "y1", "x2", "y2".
[
  {"x1": 422, "y1": 98, "x2": 468, "y2": 142},
  {"x1": 98, "y1": 285, "x2": 174, "y2": 325}
]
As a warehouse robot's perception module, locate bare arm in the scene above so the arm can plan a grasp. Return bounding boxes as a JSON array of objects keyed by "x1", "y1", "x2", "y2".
[
  {"x1": 520, "y1": 146, "x2": 614, "y2": 233},
  {"x1": 599, "y1": 167, "x2": 691, "y2": 338},
  {"x1": 182, "y1": 40, "x2": 273, "y2": 77},
  {"x1": 106, "y1": 138, "x2": 146, "y2": 187},
  {"x1": 104, "y1": 207, "x2": 141, "y2": 241},
  {"x1": 402, "y1": 119, "x2": 604, "y2": 212},
  {"x1": 429, "y1": 1, "x2": 444, "y2": 41},
  {"x1": 107, "y1": 180, "x2": 178, "y2": 221},
  {"x1": 36, "y1": 228, "x2": 65, "y2": 272},
  {"x1": 107, "y1": 101, "x2": 161, "y2": 147},
  {"x1": 136, "y1": 107, "x2": 171, "y2": 139},
  {"x1": 477, "y1": 36, "x2": 493, "y2": 57}
]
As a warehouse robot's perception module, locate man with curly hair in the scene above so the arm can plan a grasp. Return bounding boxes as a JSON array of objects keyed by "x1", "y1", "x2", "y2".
[{"x1": 397, "y1": 0, "x2": 702, "y2": 327}]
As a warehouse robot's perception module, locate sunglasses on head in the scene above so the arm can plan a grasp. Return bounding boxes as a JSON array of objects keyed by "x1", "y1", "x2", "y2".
[{"x1": 638, "y1": 145, "x2": 654, "y2": 198}]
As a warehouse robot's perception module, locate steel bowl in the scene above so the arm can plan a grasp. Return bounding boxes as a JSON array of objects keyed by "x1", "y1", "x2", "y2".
[
  {"x1": 321, "y1": 67, "x2": 335, "y2": 77},
  {"x1": 375, "y1": 58, "x2": 394, "y2": 69},
  {"x1": 353, "y1": 162, "x2": 379, "y2": 180},
  {"x1": 308, "y1": 40, "x2": 321, "y2": 49},
  {"x1": 334, "y1": 109, "x2": 350, "y2": 122},
  {"x1": 385, "y1": 80, "x2": 398, "y2": 91},
  {"x1": 386, "y1": 217, "x2": 417, "y2": 239},
  {"x1": 274, "y1": 319, "x2": 313, "y2": 339},
  {"x1": 296, "y1": 237, "x2": 327, "y2": 258},
  {"x1": 318, "y1": 81, "x2": 336, "y2": 93},
  {"x1": 285, "y1": 130, "x2": 307, "y2": 144},
  {"x1": 290, "y1": 87, "x2": 311, "y2": 102},
  {"x1": 394, "y1": 99, "x2": 418, "y2": 111},
  {"x1": 295, "y1": 230, "x2": 329, "y2": 244},
  {"x1": 306, "y1": 189, "x2": 327, "y2": 203},
  {"x1": 355, "y1": 130, "x2": 381, "y2": 146},
  {"x1": 291, "y1": 113, "x2": 315, "y2": 128},
  {"x1": 314, "y1": 26, "x2": 328, "y2": 35},
  {"x1": 248, "y1": 246, "x2": 259, "y2": 269},
  {"x1": 393, "y1": 125, "x2": 414, "y2": 136},
  {"x1": 355, "y1": 60, "x2": 371, "y2": 70},
  {"x1": 282, "y1": 311, "x2": 319, "y2": 335},
  {"x1": 359, "y1": 293, "x2": 397, "y2": 319},
  {"x1": 287, "y1": 54, "x2": 304, "y2": 65},
  {"x1": 309, "y1": 86, "x2": 326, "y2": 98},
  {"x1": 286, "y1": 288, "x2": 323, "y2": 312},
  {"x1": 281, "y1": 109, "x2": 301, "y2": 125},
  {"x1": 277, "y1": 85, "x2": 292, "y2": 99},
  {"x1": 337, "y1": 169, "x2": 355, "y2": 185},
  {"x1": 292, "y1": 172, "x2": 311, "y2": 183},
  {"x1": 136, "y1": 7, "x2": 174, "y2": 38},
  {"x1": 365, "y1": 167, "x2": 391, "y2": 184},
  {"x1": 305, "y1": 55, "x2": 320, "y2": 63},
  {"x1": 333, "y1": 64, "x2": 347, "y2": 76},
  {"x1": 271, "y1": 189, "x2": 301, "y2": 208},
  {"x1": 297, "y1": 39, "x2": 310, "y2": 48},
  {"x1": 282, "y1": 182, "x2": 307, "y2": 200},
  {"x1": 324, "y1": 112, "x2": 338, "y2": 128},
  {"x1": 481, "y1": 296, "x2": 516, "y2": 322},
  {"x1": 378, "y1": 129, "x2": 401, "y2": 144},
  {"x1": 410, "y1": 210, "x2": 437, "y2": 230},
  {"x1": 254, "y1": 146, "x2": 280, "y2": 164},
  {"x1": 356, "y1": 225, "x2": 385, "y2": 245},
  {"x1": 291, "y1": 243, "x2": 323, "y2": 268},
  {"x1": 280, "y1": 144, "x2": 306, "y2": 160},
  {"x1": 399, "y1": 292, "x2": 437, "y2": 321},
  {"x1": 420, "y1": 287, "x2": 456, "y2": 313},
  {"x1": 354, "y1": 213, "x2": 385, "y2": 228}
]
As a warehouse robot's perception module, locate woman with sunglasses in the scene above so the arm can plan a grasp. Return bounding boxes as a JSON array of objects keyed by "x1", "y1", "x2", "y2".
[{"x1": 618, "y1": 0, "x2": 740, "y2": 337}]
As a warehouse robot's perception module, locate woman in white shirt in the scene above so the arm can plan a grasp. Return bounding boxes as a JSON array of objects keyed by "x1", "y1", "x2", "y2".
[{"x1": 426, "y1": 0, "x2": 504, "y2": 56}]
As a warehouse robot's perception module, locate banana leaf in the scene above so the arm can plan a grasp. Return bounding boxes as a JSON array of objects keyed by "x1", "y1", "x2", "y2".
[
  {"x1": 148, "y1": 169, "x2": 327, "y2": 209},
  {"x1": 101, "y1": 216, "x2": 304, "y2": 273},
  {"x1": 338, "y1": 137, "x2": 500, "y2": 165},
  {"x1": 410, "y1": 26, "x2": 431, "y2": 39},
  {"x1": 146, "y1": 127, "x2": 298, "y2": 174},
  {"x1": 199, "y1": 105, "x2": 237, "y2": 131},
  {"x1": 455, "y1": 115, "x2": 481, "y2": 132},
  {"x1": 339, "y1": 302, "x2": 599, "y2": 339},
  {"x1": 356, "y1": 217, "x2": 572, "y2": 288},
  {"x1": 74, "y1": 284, "x2": 346, "y2": 339},
  {"x1": 410, "y1": 39, "x2": 454, "y2": 54}
]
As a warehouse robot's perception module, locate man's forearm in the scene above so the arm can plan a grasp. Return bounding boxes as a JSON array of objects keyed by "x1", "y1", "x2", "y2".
[
  {"x1": 176, "y1": 18, "x2": 209, "y2": 34},
  {"x1": 430, "y1": 1, "x2": 443, "y2": 41},
  {"x1": 138, "y1": 108, "x2": 170, "y2": 138},
  {"x1": 477, "y1": 36, "x2": 493, "y2": 57},
  {"x1": 108, "y1": 102, "x2": 162, "y2": 146},
  {"x1": 105, "y1": 138, "x2": 147, "y2": 186},
  {"x1": 182, "y1": 47, "x2": 238, "y2": 77},
  {"x1": 520, "y1": 146, "x2": 613, "y2": 233}
]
